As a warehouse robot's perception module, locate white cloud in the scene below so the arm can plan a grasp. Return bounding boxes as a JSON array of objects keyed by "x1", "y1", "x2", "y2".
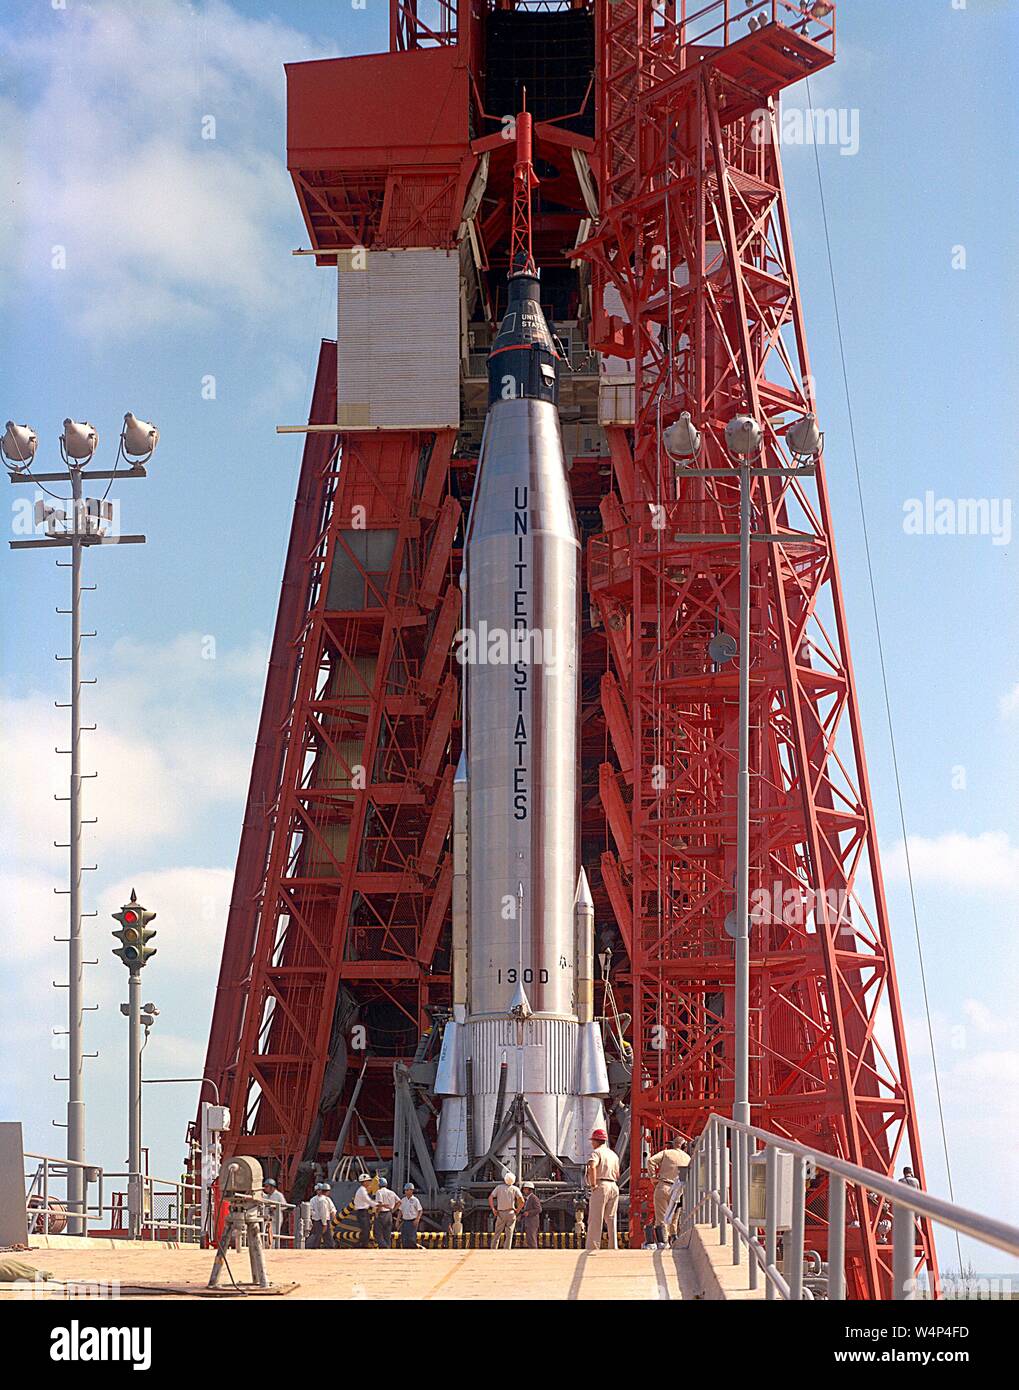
[
  {"x1": 0, "y1": 631, "x2": 266, "y2": 864},
  {"x1": 144, "y1": 1030, "x2": 209, "y2": 1077},
  {"x1": 0, "y1": 627, "x2": 257, "y2": 1144},
  {"x1": 883, "y1": 831, "x2": 1019, "y2": 895},
  {"x1": 0, "y1": 0, "x2": 328, "y2": 337},
  {"x1": 107, "y1": 630, "x2": 268, "y2": 688},
  {"x1": 0, "y1": 868, "x2": 70, "y2": 963},
  {"x1": 101, "y1": 866, "x2": 234, "y2": 973},
  {"x1": 0, "y1": 864, "x2": 132, "y2": 1024},
  {"x1": 0, "y1": 864, "x2": 231, "y2": 1050},
  {"x1": 1, "y1": 861, "x2": 231, "y2": 1174},
  {"x1": 1000, "y1": 683, "x2": 1019, "y2": 719},
  {"x1": 904, "y1": 1001, "x2": 1019, "y2": 1253},
  {"x1": 961, "y1": 998, "x2": 1012, "y2": 1039},
  {"x1": 0, "y1": 692, "x2": 186, "y2": 860}
]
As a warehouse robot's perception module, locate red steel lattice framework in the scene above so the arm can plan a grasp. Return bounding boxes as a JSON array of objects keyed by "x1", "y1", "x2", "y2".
[
  {"x1": 199, "y1": 0, "x2": 936, "y2": 1298},
  {"x1": 202, "y1": 343, "x2": 464, "y2": 1180},
  {"x1": 579, "y1": 0, "x2": 935, "y2": 1296}
]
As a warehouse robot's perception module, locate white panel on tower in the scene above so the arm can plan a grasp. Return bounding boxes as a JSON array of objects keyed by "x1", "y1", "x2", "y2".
[{"x1": 337, "y1": 248, "x2": 460, "y2": 430}]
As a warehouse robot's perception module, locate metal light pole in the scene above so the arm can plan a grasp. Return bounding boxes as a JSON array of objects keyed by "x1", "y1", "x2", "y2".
[
  {"x1": 5, "y1": 415, "x2": 155, "y2": 1234},
  {"x1": 127, "y1": 969, "x2": 142, "y2": 1237},
  {"x1": 67, "y1": 461, "x2": 87, "y2": 1230},
  {"x1": 666, "y1": 412, "x2": 820, "y2": 1143},
  {"x1": 121, "y1": 994, "x2": 160, "y2": 1239},
  {"x1": 727, "y1": 415, "x2": 822, "y2": 1136},
  {"x1": 112, "y1": 890, "x2": 157, "y2": 1239},
  {"x1": 733, "y1": 456, "x2": 752, "y2": 1131},
  {"x1": 725, "y1": 418, "x2": 822, "y2": 1157}
]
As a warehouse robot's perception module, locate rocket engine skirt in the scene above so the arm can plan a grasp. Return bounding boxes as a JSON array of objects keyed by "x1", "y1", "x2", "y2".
[{"x1": 433, "y1": 1015, "x2": 607, "y2": 1171}]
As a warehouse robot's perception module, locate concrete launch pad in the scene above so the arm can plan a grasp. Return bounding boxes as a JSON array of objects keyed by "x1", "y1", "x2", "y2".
[{"x1": 2, "y1": 1243, "x2": 705, "y2": 1302}]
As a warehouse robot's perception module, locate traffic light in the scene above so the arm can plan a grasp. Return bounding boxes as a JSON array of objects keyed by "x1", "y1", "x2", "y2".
[{"x1": 112, "y1": 888, "x2": 157, "y2": 970}]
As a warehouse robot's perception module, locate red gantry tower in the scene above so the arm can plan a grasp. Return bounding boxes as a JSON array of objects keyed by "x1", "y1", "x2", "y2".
[{"x1": 199, "y1": 1, "x2": 936, "y2": 1298}]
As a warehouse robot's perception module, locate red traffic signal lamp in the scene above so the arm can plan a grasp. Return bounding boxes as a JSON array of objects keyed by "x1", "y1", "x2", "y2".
[{"x1": 112, "y1": 888, "x2": 157, "y2": 970}]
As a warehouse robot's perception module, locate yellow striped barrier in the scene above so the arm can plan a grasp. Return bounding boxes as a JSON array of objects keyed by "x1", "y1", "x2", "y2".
[{"x1": 328, "y1": 1217, "x2": 630, "y2": 1250}]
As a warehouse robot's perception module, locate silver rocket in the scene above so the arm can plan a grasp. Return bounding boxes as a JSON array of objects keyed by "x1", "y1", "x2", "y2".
[{"x1": 434, "y1": 268, "x2": 608, "y2": 1174}]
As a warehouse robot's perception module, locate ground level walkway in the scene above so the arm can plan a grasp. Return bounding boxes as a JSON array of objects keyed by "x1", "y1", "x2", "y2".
[{"x1": 2, "y1": 1242, "x2": 705, "y2": 1301}]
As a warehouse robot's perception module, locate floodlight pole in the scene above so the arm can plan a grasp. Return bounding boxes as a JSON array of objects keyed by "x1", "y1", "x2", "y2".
[
  {"x1": 668, "y1": 441, "x2": 818, "y2": 1177},
  {"x1": 733, "y1": 457, "x2": 751, "y2": 1131},
  {"x1": 67, "y1": 463, "x2": 86, "y2": 1233},
  {"x1": 9, "y1": 454, "x2": 146, "y2": 1234},
  {"x1": 726, "y1": 451, "x2": 818, "y2": 1135}
]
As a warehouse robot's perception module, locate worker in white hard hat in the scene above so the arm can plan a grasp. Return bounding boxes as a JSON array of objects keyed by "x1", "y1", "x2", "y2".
[
  {"x1": 585, "y1": 1127, "x2": 621, "y2": 1252},
  {"x1": 374, "y1": 1177, "x2": 399, "y2": 1249},
  {"x1": 260, "y1": 1176, "x2": 292, "y2": 1249},
  {"x1": 352, "y1": 1172, "x2": 377, "y2": 1249},
  {"x1": 489, "y1": 1171, "x2": 524, "y2": 1251},
  {"x1": 399, "y1": 1184, "x2": 423, "y2": 1248},
  {"x1": 308, "y1": 1181, "x2": 337, "y2": 1249},
  {"x1": 520, "y1": 1180, "x2": 542, "y2": 1249},
  {"x1": 648, "y1": 1139, "x2": 690, "y2": 1248}
]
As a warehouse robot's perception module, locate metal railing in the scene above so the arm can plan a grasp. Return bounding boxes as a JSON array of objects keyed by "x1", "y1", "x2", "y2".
[
  {"x1": 25, "y1": 1154, "x2": 104, "y2": 1235},
  {"x1": 24, "y1": 1153, "x2": 308, "y2": 1249},
  {"x1": 672, "y1": 0, "x2": 837, "y2": 55},
  {"x1": 684, "y1": 1114, "x2": 1019, "y2": 1299},
  {"x1": 100, "y1": 1171, "x2": 203, "y2": 1244},
  {"x1": 463, "y1": 350, "x2": 600, "y2": 381},
  {"x1": 25, "y1": 1154, "x2": 205, "y2": 1244}
]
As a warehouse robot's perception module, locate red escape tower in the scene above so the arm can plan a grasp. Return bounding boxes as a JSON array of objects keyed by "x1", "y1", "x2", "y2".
[{"x1": 199, "y1": 0, "x2": 936, "y2": 1297}]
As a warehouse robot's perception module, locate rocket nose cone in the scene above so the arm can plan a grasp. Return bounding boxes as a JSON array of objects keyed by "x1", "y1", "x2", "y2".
[{"x1": 574, "y1": 866, "x2": 594, "y2": 910}]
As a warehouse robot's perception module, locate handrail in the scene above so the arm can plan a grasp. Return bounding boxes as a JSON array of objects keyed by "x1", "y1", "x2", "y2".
[
  {"x1": 680, "y1": 1114, "x2": 1019, "y2": 1300},
  {"x1": 24, "y1": 1153, "x2": 105, "y2": 1236},
  {"x1": 674, "y1": 0, "x2": 836, "y2": 56},
  {"x1": 725, "y1": 1117, "x2": 1019, "y2": 1260},
  {"x1": 23, "y1": 1154, "x2": 302, "y2": 1248},
  {"x1": 25, "y1": 1152, "x2": 98, "y2": 1169},
  {"x1": 101, "y1": 1169, "x2": 203, "y2": 1243},
  {"x1": 24, "y1": 1153, "x2": 207, "y2": 1244}
]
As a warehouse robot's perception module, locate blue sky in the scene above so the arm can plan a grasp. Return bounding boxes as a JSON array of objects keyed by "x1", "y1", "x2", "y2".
[{"x1": 1, "y1": 0, "x2": 1016, "y2": 1272}]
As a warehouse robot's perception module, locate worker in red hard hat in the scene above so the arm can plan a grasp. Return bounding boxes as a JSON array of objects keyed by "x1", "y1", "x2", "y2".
[{"x1": 584, "y1": 1126, "x2": 621, "y2": 1252}]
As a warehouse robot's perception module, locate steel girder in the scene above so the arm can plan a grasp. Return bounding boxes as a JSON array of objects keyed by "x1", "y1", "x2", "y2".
[
  {"x1": 200, "y1": 354, "x2": 460, "y2": 1187},
  {"x1": 580, "y1": 0, "x2": 935, "y2": 1297}
]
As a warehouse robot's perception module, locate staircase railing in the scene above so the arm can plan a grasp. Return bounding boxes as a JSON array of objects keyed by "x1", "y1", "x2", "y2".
[{"x1": 681, "y1": 1114, "x2": 1019, "y2": 1300}]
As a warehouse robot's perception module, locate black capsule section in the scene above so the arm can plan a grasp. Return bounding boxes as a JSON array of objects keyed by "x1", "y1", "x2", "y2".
[{"x1": 487, "y1": 273, "x2": 560, "y2": 408}]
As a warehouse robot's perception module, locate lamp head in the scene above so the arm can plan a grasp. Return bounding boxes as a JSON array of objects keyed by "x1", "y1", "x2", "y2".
[
  {"x1": 786, "y1": 412, "x2": 823, "y2": 461},
  {"x1": 61, "y1": 418, "x2": 99, "y2": 462},
  {"x1": 122, "y1": 412, "x2": 159, "y2": 460},
  {"x1": 662, "y1": 412, "x2": 702, "y2": 462},
  {"x1": 724, "y1": 413, "x2": 763, "y2": 458},
  {"x1": 2, "y1": 421, "x2": 37, "y2": 468}
]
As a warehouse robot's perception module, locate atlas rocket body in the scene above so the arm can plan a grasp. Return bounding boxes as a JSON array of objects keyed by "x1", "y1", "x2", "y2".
[{"x1": 434, "y1": 261, "x2": 609, "y2": 1175}]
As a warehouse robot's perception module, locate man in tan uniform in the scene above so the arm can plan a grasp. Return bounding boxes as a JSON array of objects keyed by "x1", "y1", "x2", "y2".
[
  {"x1": 648, "y1": 1141, "x2": 690, "y2": 1247},
  {"x1": 489, "y1": 1171, "x2": 524, "y2": 1250},
  {"x1": 585, "y1": 1127, "x2": 621, "y2": 1251}
]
